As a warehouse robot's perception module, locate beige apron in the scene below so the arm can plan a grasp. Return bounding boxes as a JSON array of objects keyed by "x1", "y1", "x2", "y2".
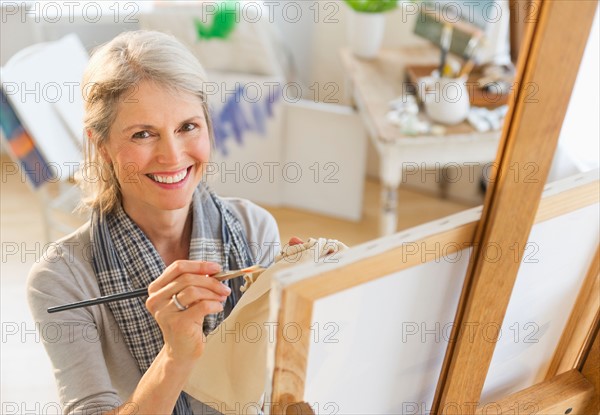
[{"x1": 184, "y1": 238, "x2": 348, "y2": 413}]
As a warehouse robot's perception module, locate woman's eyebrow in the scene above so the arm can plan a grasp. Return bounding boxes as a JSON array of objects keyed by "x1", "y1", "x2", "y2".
[
  {"x1": 121, "y1": 116, "x2": 204, "y2": 133},
  {"x1": 122, "y1": 124, "x2": 154, "y2": 133},
  {"x1": 180, "y1": 115, "x2": 204, "y2": 124}
]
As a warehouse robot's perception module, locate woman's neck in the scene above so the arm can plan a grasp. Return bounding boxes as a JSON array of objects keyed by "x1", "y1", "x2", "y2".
[{"x1": 121, "y1": 200, "x2": 193, "y2": 266}]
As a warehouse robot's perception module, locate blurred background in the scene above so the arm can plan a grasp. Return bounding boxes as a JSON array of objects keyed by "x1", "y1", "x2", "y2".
[{"x1": 1, "y1": 0, "x2": 598, "y2": 411}]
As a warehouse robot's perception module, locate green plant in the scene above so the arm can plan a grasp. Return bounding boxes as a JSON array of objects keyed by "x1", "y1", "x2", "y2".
[
  {"x1": 194, "y1": 0, "x2": 238, "y2": 40},
  {"x1": 344, "y1": 0, "x2": 398, "y2": 13}
]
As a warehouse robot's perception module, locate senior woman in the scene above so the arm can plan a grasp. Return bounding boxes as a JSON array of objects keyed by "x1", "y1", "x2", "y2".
[{"x1": 27, "y1": 30, "x2": 289, "y2": 414}]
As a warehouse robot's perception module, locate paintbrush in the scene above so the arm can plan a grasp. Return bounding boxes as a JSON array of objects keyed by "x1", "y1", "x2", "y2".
[
  {"x1": 438, "y1": 23, "x2": 454, "y2": 77},
  {"x1": 47, "y1": 265, "x2": 265, "y2": 314},
  {"x1": 458, "y1": 35, "x2": 482, "y2": 78}
]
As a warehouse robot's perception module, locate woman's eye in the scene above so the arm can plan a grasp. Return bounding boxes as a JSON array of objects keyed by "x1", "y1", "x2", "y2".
[
  {"x1": 132, "y1": 130, "x2": 151, "y2": 139},
  {"x1": 181, "y1": 123, "x2": 196, "y2": 132}
]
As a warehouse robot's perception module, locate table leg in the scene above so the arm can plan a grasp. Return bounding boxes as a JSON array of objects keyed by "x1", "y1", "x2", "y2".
[
  {"x1": 379, "y1": 154, "x2": 403, "y2": 236},
  {"x1": 439, "y1": 165, "x2": 450, "y2": 199},
  {"x1": 380, "y1": 184, "x2": 398, "y2": 236}
]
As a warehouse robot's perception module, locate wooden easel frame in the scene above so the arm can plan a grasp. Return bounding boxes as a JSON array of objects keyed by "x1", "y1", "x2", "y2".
[
  {"x1": 269, "y1": 174, "x2": 599, "y2": 414},
  {"x1": 269, "y1": 1, "x2": 599, "y2": 414}
]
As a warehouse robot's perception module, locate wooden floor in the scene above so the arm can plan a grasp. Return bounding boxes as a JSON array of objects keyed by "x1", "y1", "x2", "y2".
[
  {"x1": 0, "y1": 155, "x2": 471, "y2": 406},
  {"x1": 270, "y1": 179, "x2": 470, "y2": 246}
]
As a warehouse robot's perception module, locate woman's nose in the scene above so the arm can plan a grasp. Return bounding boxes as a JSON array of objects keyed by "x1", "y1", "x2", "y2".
[{"x1": 156, "y1": 133, "x2": 182, "y2": 165}]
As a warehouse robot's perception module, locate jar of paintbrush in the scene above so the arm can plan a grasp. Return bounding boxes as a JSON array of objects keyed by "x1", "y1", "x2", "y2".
[{"x1": 424, "y1": 25, "x2": 480, "y2": 125}]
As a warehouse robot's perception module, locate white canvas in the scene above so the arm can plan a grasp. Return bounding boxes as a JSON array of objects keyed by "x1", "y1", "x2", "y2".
[
  {"x1": 481, "y1": 202, "x2": 599, "y2": 403},
  {"x1": 305, "y1": 252, "x2": 470, "y2": 414},
  {"x1": 1, "y1": 34, "x2": 87, "y2": 178}
]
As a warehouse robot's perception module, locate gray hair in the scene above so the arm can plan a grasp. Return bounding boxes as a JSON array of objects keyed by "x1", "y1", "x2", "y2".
[{"x1": 79, "y1": 30, "x2": 213, "y2": 214}]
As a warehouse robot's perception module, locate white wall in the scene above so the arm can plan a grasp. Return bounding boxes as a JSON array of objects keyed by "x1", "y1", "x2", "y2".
[
  {"x1": 311, "y1": 3, "x2": 429, "y2": 105},
  {"x1": 548, "y1": 8, "x2": 600, "y2": 181}
]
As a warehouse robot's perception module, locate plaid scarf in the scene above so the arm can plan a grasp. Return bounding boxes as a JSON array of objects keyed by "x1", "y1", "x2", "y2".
[{"x1": 90, "y1": 185, "x2": 254, "y2": 414}]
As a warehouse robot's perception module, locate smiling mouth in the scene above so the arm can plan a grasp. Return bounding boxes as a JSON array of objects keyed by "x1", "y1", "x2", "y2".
[{"x1": 146, "y1": 166, "x2": 192, "y2": 184}]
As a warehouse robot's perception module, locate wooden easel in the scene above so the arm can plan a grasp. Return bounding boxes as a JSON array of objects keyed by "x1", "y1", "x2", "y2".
[{"x1": 269, "y1": 1, "x2": 599, "y2": 414}]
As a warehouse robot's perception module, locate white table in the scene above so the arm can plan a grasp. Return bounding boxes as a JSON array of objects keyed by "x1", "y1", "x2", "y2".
[{"x1": 341, "y1": 47, "x2": 502, "y2": 236}]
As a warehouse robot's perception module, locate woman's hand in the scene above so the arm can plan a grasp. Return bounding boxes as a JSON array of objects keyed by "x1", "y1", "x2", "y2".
[
  {"x1": 108, "y1": 261, "x2": 229, "y2": 415},
  {"x1": 145, "y1": 260, "x2": 230, "y2": 364}
]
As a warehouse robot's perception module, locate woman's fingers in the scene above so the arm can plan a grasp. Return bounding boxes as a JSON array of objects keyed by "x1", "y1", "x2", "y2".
[
  {"x1": 289, "y1": 236, "x2": 304, "y2": 246},
  {"x1": 161, "y1": 273, "x2": 231, "y2": 298},
  {"x1": 185, "y1": 299, "x2": 225, "y2": 324},
  {"x1": 146, "y1": 273, "x2": 230, "y2": 314},
  {"x1": 148, "y1": 260, "x2": 222, "y2": 293},
  {"x1": 171, "y1": 285, "x2": 228, "y2": 311}
]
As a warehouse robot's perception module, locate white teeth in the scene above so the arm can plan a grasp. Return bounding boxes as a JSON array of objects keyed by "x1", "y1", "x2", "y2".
[{"x1": 148, "y1": 169, "x2": 188, "y2": 184}]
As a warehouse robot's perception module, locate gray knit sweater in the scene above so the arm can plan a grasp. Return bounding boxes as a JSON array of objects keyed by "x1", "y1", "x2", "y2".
[{"x1": 27, "y1": 198, "x2": 280, "y2": 415}]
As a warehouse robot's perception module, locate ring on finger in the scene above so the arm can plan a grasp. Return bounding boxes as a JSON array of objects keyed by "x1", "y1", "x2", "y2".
[{"x1": 172, "y1": 293, "x2": 188, "y2": 311}]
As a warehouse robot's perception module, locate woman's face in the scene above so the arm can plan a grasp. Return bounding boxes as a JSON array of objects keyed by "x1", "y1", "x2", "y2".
[{"x1": 102, "y1": 80, "x2": 210, "y2": 216}]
